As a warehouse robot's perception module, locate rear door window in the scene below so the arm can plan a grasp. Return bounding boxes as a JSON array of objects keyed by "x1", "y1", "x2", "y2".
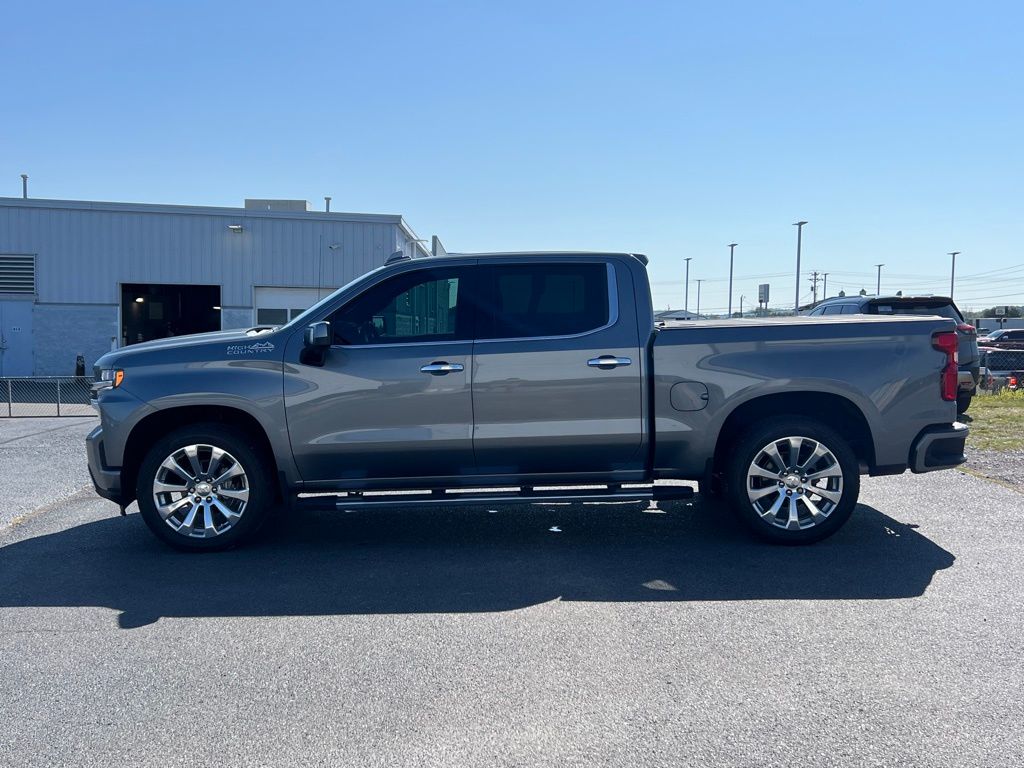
[
  {"x1": 821, "y1": 305, "x2": 844, "y2": 315},
  {"x1": 477, "y1": 263, "x2": 610, "y2": 339}
]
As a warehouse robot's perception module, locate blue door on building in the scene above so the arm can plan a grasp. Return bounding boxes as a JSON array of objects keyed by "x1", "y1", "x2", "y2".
[{"x1": 0, "y1": 301, "x2": 33, "y2": 377}]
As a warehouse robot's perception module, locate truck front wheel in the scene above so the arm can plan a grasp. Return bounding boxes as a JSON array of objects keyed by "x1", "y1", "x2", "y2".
[
  {"x1": 135, "y1": 423, "x2": 274, "y2": 551},
  {"x1": 724, "y1": 417, "x2": 860, "y2": 544}
]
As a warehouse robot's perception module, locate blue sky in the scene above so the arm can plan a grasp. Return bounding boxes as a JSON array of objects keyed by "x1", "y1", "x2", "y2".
[{"x1": 3, "y1": 1, "x2": 1022, "y2": 313}]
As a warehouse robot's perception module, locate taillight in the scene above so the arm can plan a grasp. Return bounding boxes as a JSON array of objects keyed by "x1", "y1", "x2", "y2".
[
  {"x1": 932, "y1": 330, "x2": 959, "y2": 401},
  {"x1": 956, "y1": 323, "x2": 975, "y2": 334}
]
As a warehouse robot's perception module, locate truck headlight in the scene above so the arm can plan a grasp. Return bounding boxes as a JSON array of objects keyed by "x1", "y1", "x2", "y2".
[{"x1": 98, "y1": 369, "x2": 124, "y2": 388}]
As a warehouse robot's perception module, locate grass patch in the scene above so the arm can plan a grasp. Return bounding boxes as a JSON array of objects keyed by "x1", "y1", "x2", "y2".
[{"x1": 967, "y1": 390, "x2": 1024, "y2": 452}]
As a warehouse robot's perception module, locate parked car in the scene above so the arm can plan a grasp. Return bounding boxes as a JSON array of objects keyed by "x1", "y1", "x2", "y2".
[
  {"x1": 808, "y1": 295, "x2": 980, "y2": 413},
  {"x1": 978, "y1": 328, "x2": 1024, "y2": 349},
  {"x1": 88, "y1": 252, "x2": 967, "y2": 550}
]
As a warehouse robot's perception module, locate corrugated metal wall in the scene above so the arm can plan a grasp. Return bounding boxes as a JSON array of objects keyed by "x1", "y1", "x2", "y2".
[{"x1": 0, "y1": 199, "x2": 423, "y2": 307}]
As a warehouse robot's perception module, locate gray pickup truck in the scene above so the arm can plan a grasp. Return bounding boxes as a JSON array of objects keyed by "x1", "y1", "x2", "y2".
[{"x1": 87, "y1": 251, "x2": 967, "y2": 550}]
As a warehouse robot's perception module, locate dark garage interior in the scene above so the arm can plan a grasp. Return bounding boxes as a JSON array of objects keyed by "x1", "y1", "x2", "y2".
[{"x1": 121, "y1": 283, "x2": 221, "y2": 345}]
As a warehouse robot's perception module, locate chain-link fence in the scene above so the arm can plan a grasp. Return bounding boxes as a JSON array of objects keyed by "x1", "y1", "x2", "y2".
[
  {"x1": 978, "y1": 348, "x2": 1024, "y2": 394},
  {"x1": 0, "y1": 377, "x2": 96, "y2": 417}
]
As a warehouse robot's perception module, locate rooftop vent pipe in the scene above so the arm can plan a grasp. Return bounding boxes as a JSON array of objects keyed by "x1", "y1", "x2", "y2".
[{"x1": 21, "y1": 174, "x2": 28, "y2": 198}]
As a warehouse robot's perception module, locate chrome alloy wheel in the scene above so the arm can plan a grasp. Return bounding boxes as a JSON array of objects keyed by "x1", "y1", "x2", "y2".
[
  {"x1": 152, "y1": 444, "x2": 249, "y2": 538},
  {"x1": 746, "y1": 435, "x2": 844, "y2": 531}
]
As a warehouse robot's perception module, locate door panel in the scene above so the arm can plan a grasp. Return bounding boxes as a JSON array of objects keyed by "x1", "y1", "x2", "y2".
[
  {"x1": 471, "y1": 261, "x2": 644, "y2": 476},
  {"x1": 285, "y1": 343, "x2": 474, "y2": 481},
  {"x1": 284, "y1": 265, "x2": 477, "y2": 483},
  {"x1": 0, "y1": 301, "x2": 33, "y2": 377}
]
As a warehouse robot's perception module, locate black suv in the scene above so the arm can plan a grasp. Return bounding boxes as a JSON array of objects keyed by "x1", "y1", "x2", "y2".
[
  {"x1": 979, "y1": 328, "x2": 1024, "y2": 349},
  {"x1": 808, "y1": 295, "x2": 980, "y2": 413}
]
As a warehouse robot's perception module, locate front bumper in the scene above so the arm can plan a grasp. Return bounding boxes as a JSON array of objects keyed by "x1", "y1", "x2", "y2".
[
  {"x1": 86, "y1": 425, "x2": 125, "y2": 504},
  {"x1": 909, "y1": 422, "x2": 969, "y2": 474}
]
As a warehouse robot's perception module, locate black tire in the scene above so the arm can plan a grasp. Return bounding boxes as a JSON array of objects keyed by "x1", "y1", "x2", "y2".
[
  {"x1": 723, "y1": 416, "x2": 860, "y2": 545},
  {"x1": 956, "y1": 392, "x2": 973, "y2": 415},
  {"x1": 135, "y1": 422, "x2": 275, "y2": 551}
]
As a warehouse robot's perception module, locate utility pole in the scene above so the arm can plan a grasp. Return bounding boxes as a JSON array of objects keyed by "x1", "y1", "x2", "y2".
[
  {"x1": 875, "y1": 264, "x2": 884, "y2": 295},
  {"x1": 793, "y1": 221, "x2": 807, "y2": 313},
  {"x1": 740, "y1": 295, "x2": 745, "y2": 317},
  {"x1": 822, "y1": 273, "x2": 829, "y2": 300},
  {"x1": 948, "y1": 251, "x2": 960, "y2": 298},
  {"x1": 728, "y1": 243, "x2": 737, "y2": 317},
  {"x1": 696, "y1": 279, "x2": 703, "y2": 317},
  {"x1": 810, "y1": 271, "x2": 820, "y2": 304},
  {"x1": 684, "y1": 257, "x2": 692, "y2": 312}
]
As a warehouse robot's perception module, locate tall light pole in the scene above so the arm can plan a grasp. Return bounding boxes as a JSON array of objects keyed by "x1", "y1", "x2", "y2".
[
  {"x1": 948, "y1": 251, "x2": 960, "y2": 298},
  {"x1": 793, "y1": 221, "x2": 807, "y2": 312},
  {"x1": 696, "y1": 279, "x2": 703, "y2": 317},
  {"x1": 822, "y1": 273, "x2": 829, "y2": 300},
  {"x1": 875, "y1": 264, "x2": 884, "y2": 295},
  {"x1": 728, "y1": 243, "x2": 737, "y2": 317},
  {"x1": 684, "y1": 257, "x2": 692, "y2": 312}
]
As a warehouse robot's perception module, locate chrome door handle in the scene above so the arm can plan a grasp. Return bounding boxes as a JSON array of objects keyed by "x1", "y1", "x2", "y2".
[
  {"x1": 587, "y1": 356, "x2": 632, "y2": 369},
  {"x1": 420, "y1": 361, "x2": 465, "y2": 374}
]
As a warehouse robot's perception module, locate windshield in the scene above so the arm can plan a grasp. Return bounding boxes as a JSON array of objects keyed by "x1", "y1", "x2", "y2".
[{"x1": 278, "y1": 265, "x2": 390, "y2": 332}]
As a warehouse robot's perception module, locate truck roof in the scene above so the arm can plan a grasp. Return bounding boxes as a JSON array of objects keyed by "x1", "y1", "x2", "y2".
[{"x1": 389, "y1": 251, "x2": 649, "y2": 266}]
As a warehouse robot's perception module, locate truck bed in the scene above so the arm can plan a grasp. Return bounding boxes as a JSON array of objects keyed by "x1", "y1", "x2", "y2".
[{"x1": 651, "y1": 313, "x2": 957, "y2": 479}]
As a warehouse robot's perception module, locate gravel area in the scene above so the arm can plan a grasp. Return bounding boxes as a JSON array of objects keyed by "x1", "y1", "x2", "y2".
[{"x1": 965, "y1": 449, "x2": 1024, "y2": 490}]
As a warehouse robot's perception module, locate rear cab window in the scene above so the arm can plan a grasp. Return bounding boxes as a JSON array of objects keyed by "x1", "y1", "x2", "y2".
[{"x1": 868, "y1": 301, "x2": 963, "y2": 322}]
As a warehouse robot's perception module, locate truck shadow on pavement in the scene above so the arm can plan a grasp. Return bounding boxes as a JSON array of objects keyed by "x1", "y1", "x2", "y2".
[{"x1": 0, "y1": 497, "x2": 955, "y2": 629}]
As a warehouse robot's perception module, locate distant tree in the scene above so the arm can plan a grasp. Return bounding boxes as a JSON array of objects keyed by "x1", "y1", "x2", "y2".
[{"x1": 980, "y1": 305, "x2": 1023, "y2": 318}]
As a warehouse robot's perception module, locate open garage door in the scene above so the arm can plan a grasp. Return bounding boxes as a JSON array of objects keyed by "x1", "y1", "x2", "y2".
[{"x1": 121, "y1": 284, "x2": 221, "y2": 346}]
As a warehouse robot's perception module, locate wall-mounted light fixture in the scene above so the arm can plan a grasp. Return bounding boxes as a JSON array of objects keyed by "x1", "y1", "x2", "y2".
[
  {"x1": 227, "y1": 224, "x2": 244, "y2": 233},
  {"x1": 212, "y1": 305, "x2": 222, "y2": 310},
  {"x1": 134, "y1": 297, "x2": 145, "y2": 303}
]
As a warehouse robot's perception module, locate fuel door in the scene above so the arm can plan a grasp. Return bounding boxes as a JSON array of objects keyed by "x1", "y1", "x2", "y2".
[{"x1": 670, "y1": 381, "x2": 710, "y2": 411}]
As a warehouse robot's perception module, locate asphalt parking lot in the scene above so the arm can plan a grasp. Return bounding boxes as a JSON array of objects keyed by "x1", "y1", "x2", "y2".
[{"x1": 1, "y1": 417, "x2": 1022, "y2": 767}]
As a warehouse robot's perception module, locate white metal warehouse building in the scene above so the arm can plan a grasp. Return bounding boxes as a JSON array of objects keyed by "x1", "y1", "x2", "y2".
[{"x1": 0, "y1": 197, "x2": 433, "y2": 376}]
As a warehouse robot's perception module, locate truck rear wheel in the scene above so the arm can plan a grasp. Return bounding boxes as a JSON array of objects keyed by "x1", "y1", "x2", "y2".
[
  {"x1": 724, "y1": 417, "x2": 859, "y2": 544},
  {"x1": 956, "y1": 392, "x2": 973, "y2": 415},
  {"x1": 135, "y1": 423, "x2": 274, "y2": 551}
]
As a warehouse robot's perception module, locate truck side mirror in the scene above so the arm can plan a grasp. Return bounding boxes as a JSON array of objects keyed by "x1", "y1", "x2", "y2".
[
  {"x1": 301, "y1": 321, "x2": 331, "y2": 366},
  {"x1": 304, "y1": 321, "x2": 331, "y2": 349}
]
